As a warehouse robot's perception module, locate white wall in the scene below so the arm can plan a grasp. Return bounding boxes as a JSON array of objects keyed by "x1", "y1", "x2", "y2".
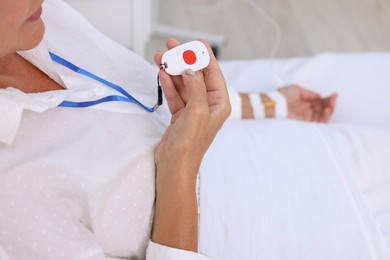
[
  {"x1": 63, "y1": 0, "x2": 224, "y2": 61},
  {"x1": 65, "y1": 0, "x2": 134, "y2": 48},
  {"x1": 156, "y1": 0, "x2": 390, "y2": 60}
]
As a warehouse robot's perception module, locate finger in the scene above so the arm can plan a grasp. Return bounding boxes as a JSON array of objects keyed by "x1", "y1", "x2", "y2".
[
  {"x1": 318, "y1": 107, "x2": 331, "y2": 123},
  {"x1": 155, "y1": 49, "x2": 187, "y2": 98},
  {"x1": 319, "y1": 104, "x2": 333, "y2": 123},
  {"x1": 311, "y1": 100, "x2": 322, "y2": 115},
  {"x1": 305, "y1": 109, "x2": 315, "y2": 122},
  {"x1": 198, "y1": 39, "x2": 224, "y2": 90},
  {"x1": 313, "y1": 93, "x2": 337, "y2": 123},
  {"x1": 166, "y1": 38, "x2": 181, "y2": 50},
  {"x1": 157, "y1": 39, "x2": 190, "y2": 103},
  {"x1": 170, "y1": 74, "x2": 189, "y2": 103},
  {"x1": 154, "y1": 51, "x2": 164, "y2": 71},
  {"x1": 319, "y1": 94, "x2": 338, "y2": 122},
  {"x1": 160, "y1": 39, "x2": 186, "y2": 95},
  {"x1": 299, "y1": 103, "x2": 314, "y2": 122},
  {"x1": 181, "y1": 69, "x2": 209, "y2": 114},
  {"x1": 321, "y1": 93, "x2": 337, "y2": 116},
  {"x1": 197, "y1": 39, "x2": 230, "y2": 122},
  {"x1": 312, "y1": 106, "x2": 321, "y2": 122},
  {"x1": 198, "y1": 39, "x2": 218, "y2": 71},
  {"x1": 154, "y1": 51, "x2": 186, "y2": 114},
  {"x1": 321, "y1": 94, "x2": 337, "y2": 122},
  {"x1": 328, "y1": 93, "x2": 338, "y2": 114},
  {"x1": 159, "y1": 69, "x2": 185, "y2": 115}
]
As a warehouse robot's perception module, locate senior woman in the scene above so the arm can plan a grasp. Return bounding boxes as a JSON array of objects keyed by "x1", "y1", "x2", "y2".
[
  {"x1": 0, "y1": 0, "x2": 230, "y2": 259},
  {"x1": 0, "y1": 0, "x2": 338, "y2": 259}
]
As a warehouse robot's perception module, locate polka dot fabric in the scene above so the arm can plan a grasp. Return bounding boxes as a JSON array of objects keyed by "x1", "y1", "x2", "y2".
[{"x1": 0, "y1": 0, "x2": 174, "y2": 258}]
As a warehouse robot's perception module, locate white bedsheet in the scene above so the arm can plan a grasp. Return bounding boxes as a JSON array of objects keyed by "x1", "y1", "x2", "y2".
[{"x1": 198, "y1": 52, "x2": 390, "y2": 260}]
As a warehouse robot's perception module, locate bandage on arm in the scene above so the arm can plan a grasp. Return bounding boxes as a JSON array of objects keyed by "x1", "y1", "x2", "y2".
[
  {"x1": 267, "y1": 91, "x2": 288, "y2": 118},
  {"x1": 227, "y1": 88, "x2": 242, "y2": 120},
  {"x1": 227, "y1": 87, "x2": 288, "y2": 120}
]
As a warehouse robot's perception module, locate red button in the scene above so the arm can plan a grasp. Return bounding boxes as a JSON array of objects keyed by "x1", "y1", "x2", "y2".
[{"x1": 183, "y1": 50, "x2": 197, "y2": 65}]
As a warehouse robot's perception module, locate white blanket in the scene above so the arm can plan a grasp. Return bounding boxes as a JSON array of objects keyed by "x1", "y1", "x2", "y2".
[{"x1": 198, "y1": 52, "x2": 390, "y2": 260}]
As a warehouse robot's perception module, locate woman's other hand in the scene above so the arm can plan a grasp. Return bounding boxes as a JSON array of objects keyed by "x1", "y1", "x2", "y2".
[{"x1": 278, "y1": 84, "x2": 337, "y2": 123}]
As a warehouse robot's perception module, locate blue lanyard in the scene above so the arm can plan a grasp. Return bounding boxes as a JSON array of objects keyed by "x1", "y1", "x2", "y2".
[{"x1": 49, "y1": 52, "x2": 162, "y2": 112}]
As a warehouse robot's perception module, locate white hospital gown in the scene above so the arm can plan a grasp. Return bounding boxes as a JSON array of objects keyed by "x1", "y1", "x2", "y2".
[{"x1": 0, "y1": 0, "x2": 211, "y2": 259}]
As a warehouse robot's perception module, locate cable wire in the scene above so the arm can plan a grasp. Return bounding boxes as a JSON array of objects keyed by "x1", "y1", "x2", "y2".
[{"x1": 165, "y1": 0, "x2": 287, "y2": 85}]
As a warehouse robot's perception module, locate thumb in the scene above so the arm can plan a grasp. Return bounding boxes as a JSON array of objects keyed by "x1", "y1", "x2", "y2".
[{"x1": 181, "y1": 69, "x2": 208, "y2": 110}]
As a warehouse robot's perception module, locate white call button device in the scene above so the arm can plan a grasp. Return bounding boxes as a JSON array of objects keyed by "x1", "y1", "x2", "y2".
[{"x1": 161, "y1": 41, "x2": 210, "y2": 76}]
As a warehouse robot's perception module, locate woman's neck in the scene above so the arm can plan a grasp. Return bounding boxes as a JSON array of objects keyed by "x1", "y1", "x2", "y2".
[
  {"x1": 0, "y1": 53, "x2": 19, "y2": 75},
  {"x1": 0, "y1": 53, "x2": 63, "y2": 93}
]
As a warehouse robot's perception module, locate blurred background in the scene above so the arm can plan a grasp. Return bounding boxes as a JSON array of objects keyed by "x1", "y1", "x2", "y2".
[{"x1": 65, "y1": 0, "x2": 390, "y2": 62}]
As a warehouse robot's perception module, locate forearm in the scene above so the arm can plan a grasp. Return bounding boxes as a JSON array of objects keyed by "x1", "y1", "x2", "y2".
[
  {"x1": 240, "y1": 93, "x2": 275, "y2": 119},
  {"x1": 152, "y1": 162, "x2": 199, "y2": 252},
  {"x1": 150, "y1": 38, "x2": 230, "y2": 256},
  {"x1": 228, "y1": 87, "x2": 287, "y2": 120}
]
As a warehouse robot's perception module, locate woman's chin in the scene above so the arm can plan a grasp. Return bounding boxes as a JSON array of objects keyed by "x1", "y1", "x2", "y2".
[{"x1": 20, "y1": 19, "x2": 45, "y2": 51}]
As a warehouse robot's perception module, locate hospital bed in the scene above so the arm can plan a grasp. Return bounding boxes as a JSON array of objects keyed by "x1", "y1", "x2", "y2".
[{"x1": 198, "y1": 52, "x2": 390, "y2": 259}]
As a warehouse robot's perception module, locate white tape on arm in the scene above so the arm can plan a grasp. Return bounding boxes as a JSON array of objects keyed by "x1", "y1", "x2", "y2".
[
  {"x1": 249, "y1": 93, "x2": 265, "y2": 119},
  {"x1": 267, "y1": 91, "x2": 288, "y2": 118},
  {"x1": 227, "y1": 87, "x2": 242, "y2": 120}
]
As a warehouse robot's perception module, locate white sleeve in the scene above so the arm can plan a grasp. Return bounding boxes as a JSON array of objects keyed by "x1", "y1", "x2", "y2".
[{"x1": 146, "y1": 241, "x2": 213, "y2": 260}]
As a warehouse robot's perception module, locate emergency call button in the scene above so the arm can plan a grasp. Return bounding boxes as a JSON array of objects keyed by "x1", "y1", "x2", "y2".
[
  {"x1": 161, "y1": 40, "x2": 210, "y2": 76},
  {"x1": 183, "y1": 50, "x2": 197, "y2": 65}
]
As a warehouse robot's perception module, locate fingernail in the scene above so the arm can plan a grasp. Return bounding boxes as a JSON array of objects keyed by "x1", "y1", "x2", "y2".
[{"x1": 185, "y1": 69, "x2": 195, "y2": 76}]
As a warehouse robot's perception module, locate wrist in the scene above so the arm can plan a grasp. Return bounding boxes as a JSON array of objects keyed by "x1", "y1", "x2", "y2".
[
  {"x1": 239, "y1": 93, "x2": 276, "y2": 119},
  {"x1": 153, "y1": 164, "x2": 199, "y2": 251},
  {"x1": 156, "y1": 165, "x2": 198, "y2": 193},
  {"x1": 267, "y1": 90, "x2": 288, "y2": 118},
  {"x1": 155, "y1": 156, "x2": 200, "y2": 191}
]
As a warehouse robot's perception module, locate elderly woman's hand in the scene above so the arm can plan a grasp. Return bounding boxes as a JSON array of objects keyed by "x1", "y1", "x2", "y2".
[
  {"x1": 151, "y1": 38, "x2": 230, "y2": 252},
  {"x1": 278, "y1": 84, "x2": 337, "y2": 123},
  {"x1": 153, "y1": 38, "x2": 230, "y2": 179}
]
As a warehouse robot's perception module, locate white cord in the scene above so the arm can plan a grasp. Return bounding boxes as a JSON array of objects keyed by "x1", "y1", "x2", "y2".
[
  {"x1": 238, "y1": 0, "x2": 286, "y2": 86},
  {"x1": 165, "y1": 0, "x2": 287, "y2": 85}
]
